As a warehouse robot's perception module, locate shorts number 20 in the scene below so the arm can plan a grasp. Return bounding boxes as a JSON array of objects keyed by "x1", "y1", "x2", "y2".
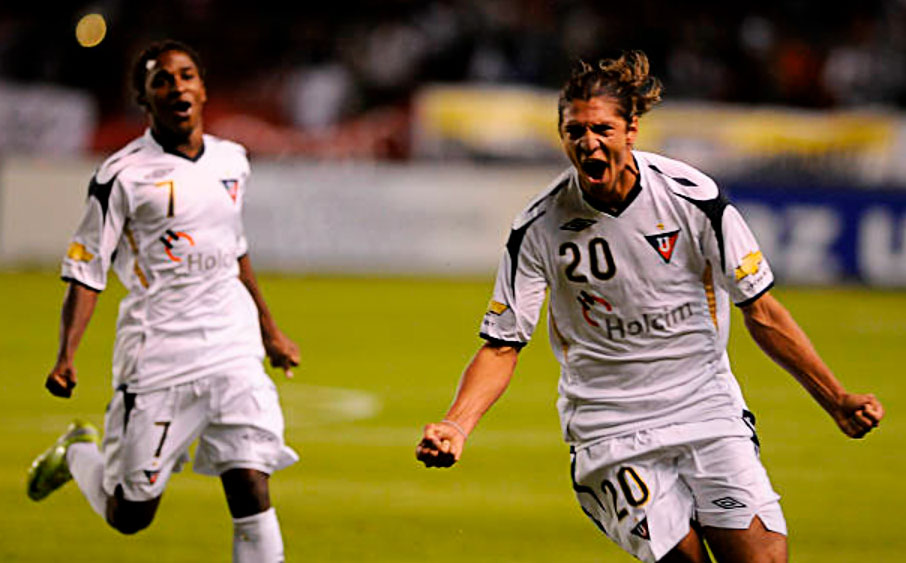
[{"x1": 601, "y1": 466, "x2": 650, "y2": 521}]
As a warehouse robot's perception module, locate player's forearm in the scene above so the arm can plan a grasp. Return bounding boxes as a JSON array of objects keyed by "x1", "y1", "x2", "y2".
[
  {"x1": 443, "y1": 343, "x2": 519, "y2": 435},
  {"x1": 237, "y1": 254, "x2": 279, "y2": 337},
  {"x1": 742, "y1": 293, "x2": 846, "y2": 414},
  {"x1": 56, "y1": 281, "x2": 99, "y2": 364}
]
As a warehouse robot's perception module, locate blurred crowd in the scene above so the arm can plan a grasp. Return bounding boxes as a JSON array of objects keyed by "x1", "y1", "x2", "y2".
[{"x1": 1, "y1": 0, "x2": 906, "y2": 156}]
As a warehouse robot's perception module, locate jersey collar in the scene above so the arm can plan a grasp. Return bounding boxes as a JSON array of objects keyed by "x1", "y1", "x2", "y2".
[
  {"x1": 575, "y1": 156, "x2": 642, "y2": 218},
  {"x1": 145, "y1": 129, "x2": 206, "y2": 162}
]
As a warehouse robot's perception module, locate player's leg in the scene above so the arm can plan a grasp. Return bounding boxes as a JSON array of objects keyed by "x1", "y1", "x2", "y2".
[
  {"x1": 221, "y1": 467, "x2": 271, "y2": 517},
  {"x1": 679, "y1": 419, "x2": 788, "y2": 563},
  {"x1": 702, "y1": 516, "x2": 787, "y2": 562},
  {"x1": 195, "y1": 367, "x2": 297, "y2": 563},
  {"x1": 658, "y1": 525, "x2": 712, "y2": 563},
  {"x1": 221, "y1": 468, "x2": 285, "y2": 563},
  {"x1": 102, "y1": 383, "x2": 207, "y2": 534},
  {"x1": 105, "y1": 486, "x2": 162, "y2": 534}
]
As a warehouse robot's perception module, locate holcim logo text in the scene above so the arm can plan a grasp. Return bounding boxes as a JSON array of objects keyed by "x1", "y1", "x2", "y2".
[
  {"x1": 600, "y1": 302, "x2": 696, "y2": 340},
  {"x1": 177, "y1": 249, "x2": 235, "y2": 274}
]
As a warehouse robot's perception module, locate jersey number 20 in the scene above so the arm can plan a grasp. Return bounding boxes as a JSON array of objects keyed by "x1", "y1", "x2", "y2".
[{"x1": 560, "y1": 237, "x2": 616, "y2": 283}]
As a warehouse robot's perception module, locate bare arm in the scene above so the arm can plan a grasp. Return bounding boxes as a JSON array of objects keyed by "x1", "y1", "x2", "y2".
[
  {"x1": 238, "y1": 254, "x2": 299, "y2": 378},
  {"x1": 46, "y1": 281, "x2": 100, "y2": 398},
  {"x1": 416, "y1": 342, "x2": 519, "y2": 467},
  {"x1": 741, "y1": 291, "x2": 883, "y2": 438}
]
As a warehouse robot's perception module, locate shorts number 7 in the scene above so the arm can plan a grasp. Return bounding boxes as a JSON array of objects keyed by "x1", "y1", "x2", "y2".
[{"x1": 153, "y1": 421, "x2": 172, "y2": 458}]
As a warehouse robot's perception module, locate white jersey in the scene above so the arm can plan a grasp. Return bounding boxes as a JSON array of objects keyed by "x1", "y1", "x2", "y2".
[
  {"x1": 481, "y1": 151, "x2": 774, "y2": 447},
  {"x1": 61, "y1": 130, "x2": 264, "y2": 392}
]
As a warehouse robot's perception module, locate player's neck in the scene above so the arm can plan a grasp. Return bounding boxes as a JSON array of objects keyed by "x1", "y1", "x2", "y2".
[
  {"x1": 151, "y1": 125, "x2": 204, "y2": 160},
  {"x1": 581, "y1": 165, "x2": 639, "y2": 213}
]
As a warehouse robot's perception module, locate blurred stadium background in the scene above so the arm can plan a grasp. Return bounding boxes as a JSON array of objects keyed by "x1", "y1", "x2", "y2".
[{"x1": 1, "y1": 1, "x2": 905, "y2": 561}]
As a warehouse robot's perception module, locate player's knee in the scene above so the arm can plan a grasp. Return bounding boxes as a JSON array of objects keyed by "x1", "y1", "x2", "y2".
[
  {"x1": 221, "y1": 468, "x2": 271, "y2": 518},
  {"x1": 105, "y1": 486, "x2": 160, "y2": 535},
  {"x1": 107, "y1": 513, "x2": 154, "y2": 535}
]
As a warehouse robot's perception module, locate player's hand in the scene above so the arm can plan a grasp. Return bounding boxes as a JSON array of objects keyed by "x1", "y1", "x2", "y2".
[
  {"x1": 416, "y1": 421, "x2": 468, "y2": 468},
  {"x1": 832, "y1": 393, "x2": 884, "y2": 438},
  {"x1": 264, "y1": 329, "x2": 300, "y2": 379},
  {"x1": 45, "y1": 361, "x2": 77, "y2": 398}
]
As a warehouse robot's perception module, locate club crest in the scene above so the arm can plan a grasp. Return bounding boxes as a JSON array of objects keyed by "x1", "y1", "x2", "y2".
[
  {"x1": 643, "y1": 230, "x2": 680, "y2": 263},
  {"x1": 221, "y1": 179, "x2": 239, "y2": 202}
]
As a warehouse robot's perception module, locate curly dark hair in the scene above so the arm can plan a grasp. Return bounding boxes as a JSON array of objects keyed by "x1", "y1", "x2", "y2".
[
  {"x1": 558, "y1": 50, "x2": 663, "y2": 129},
  {"x1": 131, "y1": 40, "x2": 205, "y2": 108}
]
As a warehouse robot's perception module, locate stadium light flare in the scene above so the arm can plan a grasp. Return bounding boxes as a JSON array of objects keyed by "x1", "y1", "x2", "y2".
[{"x1": 75, "y1": 14, "x2": 107, "y2": 48}]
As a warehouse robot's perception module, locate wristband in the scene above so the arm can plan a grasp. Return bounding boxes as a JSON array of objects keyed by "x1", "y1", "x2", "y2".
[{"x1": 440, "y1": 419, "x2": 468, "y2": 439}]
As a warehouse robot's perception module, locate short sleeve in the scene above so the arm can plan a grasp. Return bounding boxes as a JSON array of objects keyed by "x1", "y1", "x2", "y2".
[
  {"x1": 61, "y1": 174, "x2": 129, "y2": 291},
  {"x1": 706, "y1": 204, "x2": 774, "y2": 306},
  {"x1": 480, "y1": 218, "x2": 548, "y2": 348}
]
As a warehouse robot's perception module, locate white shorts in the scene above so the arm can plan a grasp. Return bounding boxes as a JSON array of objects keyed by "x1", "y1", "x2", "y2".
[
  {"x1": 102, "y1": 362, "x2": 298, "y2": 501},
  {"x1": 571, "y1": 415, "x2": 786, "y2": 563}
]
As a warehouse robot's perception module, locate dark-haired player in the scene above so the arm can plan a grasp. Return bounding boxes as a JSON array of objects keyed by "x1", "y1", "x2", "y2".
[
  {"x1": 27, "y1": 40, "x2": 299, "y2": 562},
  {"x1": 417, "y1": 52, "x2": 883, "y2": 562}
]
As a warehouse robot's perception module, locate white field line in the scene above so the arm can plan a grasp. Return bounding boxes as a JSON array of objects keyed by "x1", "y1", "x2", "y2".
[{"x1": 279, "y1": 384, "x2": 382, "y2": 428}]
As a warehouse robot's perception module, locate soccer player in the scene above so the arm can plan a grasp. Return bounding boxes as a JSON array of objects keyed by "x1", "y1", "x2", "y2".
[
  {"x1": 416, "y1": 51, "x2": 884, "y2": 562},
  {"x1": 27, "y1": 40, "x2": 299, "y2": 562}
]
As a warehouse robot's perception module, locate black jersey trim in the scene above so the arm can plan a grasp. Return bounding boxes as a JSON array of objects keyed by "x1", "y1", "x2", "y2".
[
  {"x1": 60, "y1": 276, "x2": 103, "y2": 293},
  {"x1": 505, "y1": 211, "x2": 546, "y2": 294},
  {"x1": 734, "y1": 281, "x2": 774, "y2": 308},
  {"x1": 581, "y1": 175, "x2": 641, "y2": 217},
  {"x1": 648, "y1": 164, "x2": 698, "y2": 187},
  {"x1": 527, "y1": 177, "x2": 568, "y2": 213},
  {"x1": 87, "y1": 173, "x2": 118, "y2": 222},
  {"x1": 163, "y1": 142, "x2": 205, "y2": 162},
  {"x1": 649, "y1": 163, "x2": 731, "y2": 270},
  {"x1": 103, "y1": 146, "x2": 143, "y2": 171},
  {"x1": 151, "y1": 129, "x2": 206, "y2": 162},
  {"x1": 674, "y1": 192, "x2": 730, "y2": 271},
  {"x1": 479, "y1": 333, "x2": 527, "y2": 350}
]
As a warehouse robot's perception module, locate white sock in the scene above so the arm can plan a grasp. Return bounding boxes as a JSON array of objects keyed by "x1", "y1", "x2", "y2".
[
  {"x1": 232, "y1": 507, "x2": 284, "y2": 563},
  {"x1": 66, "y1": 442, "x2": 107, "y2": 518}
]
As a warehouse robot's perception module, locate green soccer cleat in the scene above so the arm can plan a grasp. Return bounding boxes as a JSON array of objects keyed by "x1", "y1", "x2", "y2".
[{"x1": 26, "y1": 420, "x2": 100, "y2": 501}]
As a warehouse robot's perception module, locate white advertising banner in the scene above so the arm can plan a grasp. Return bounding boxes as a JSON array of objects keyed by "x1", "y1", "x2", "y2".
[{"x1": 5, "y1": 157, "x2": 906, "y2": 286}]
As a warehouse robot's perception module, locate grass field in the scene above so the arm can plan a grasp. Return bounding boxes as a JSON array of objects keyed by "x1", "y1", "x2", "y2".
[{"x1": 1, "y1": 271, "x2": 903, "y2": 562}]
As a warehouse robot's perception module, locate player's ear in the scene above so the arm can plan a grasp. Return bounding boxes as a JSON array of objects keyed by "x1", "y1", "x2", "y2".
[{"x1": 626, "y1": 115, "x2": 639, "y2": 145}]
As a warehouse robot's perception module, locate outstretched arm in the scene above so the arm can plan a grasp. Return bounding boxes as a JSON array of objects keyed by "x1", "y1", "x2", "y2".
[
  {"x1": 416, "y1": 342, "x2": 519, "y2": 468},
  {"x1": 741, "y1": 291, "x2": 883, "y2": 438},
  {"x1": 46, "y1": 281, "x2": 100, "y2": 398},
  {"x1": 238, "y1": 254, "x2": 300, "y2": 378}
]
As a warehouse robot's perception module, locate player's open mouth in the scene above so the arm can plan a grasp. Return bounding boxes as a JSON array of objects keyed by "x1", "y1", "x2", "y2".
[
  {"x1": 580, "y1": 159, "x2": 607, "y2": 181},
  {"x1": 171, "y1": 100, "x2": 192, "y2": 116}
]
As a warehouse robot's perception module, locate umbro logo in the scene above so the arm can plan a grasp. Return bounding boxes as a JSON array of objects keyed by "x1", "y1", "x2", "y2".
[
  {"x1": 644, "y1": 230, "x2": 680, "y2": 263},
  {"x1": 560, "y1": 218, "x2": 597, "y2": 232},
  {"x1": 144, "y1": 167, "x2": 174, "y2": 180},
  {"x1": 712, "y1": 496, "x2": 747, "y2": 510}
]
